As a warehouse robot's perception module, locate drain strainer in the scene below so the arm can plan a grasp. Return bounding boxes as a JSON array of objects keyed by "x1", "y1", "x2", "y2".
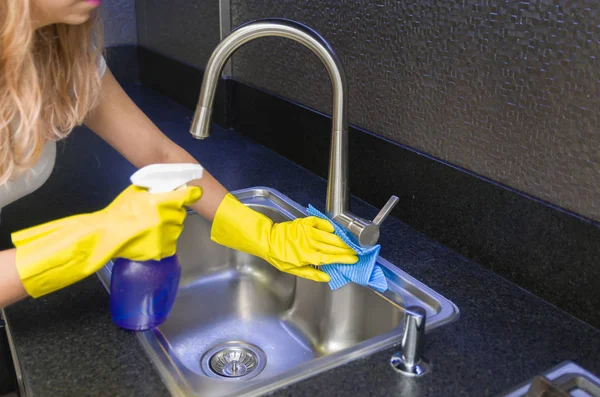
[{"x1": 201, "y1": 342, "x2": 266, "y2": 380}]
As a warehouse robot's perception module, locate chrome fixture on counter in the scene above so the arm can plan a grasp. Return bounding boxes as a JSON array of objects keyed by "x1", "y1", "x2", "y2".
[
  {"x1": 189, "y1": 18, "x2": 398, "y2": 247},
  {"x1": 390, "y1": 305, "x2": 430, "y2": 377}
]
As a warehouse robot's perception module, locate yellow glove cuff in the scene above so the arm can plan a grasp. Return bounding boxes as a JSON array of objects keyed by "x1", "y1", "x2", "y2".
[{"x1": 210, "y1": 193, "x2": 272, "y2": 258}]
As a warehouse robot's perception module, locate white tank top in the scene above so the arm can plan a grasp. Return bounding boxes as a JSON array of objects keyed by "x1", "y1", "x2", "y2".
[{"x1": 0, "y1": 56, "x2": 107, "y2": 212}]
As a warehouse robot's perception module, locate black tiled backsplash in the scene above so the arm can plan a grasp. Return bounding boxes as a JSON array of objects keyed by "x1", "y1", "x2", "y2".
[
  {"x1": 101, "y1": 0, "x2": 137, "y2": 46},
  {"x1": 230, "y1": 0, "x2": 600, "y2": 222},
  {"x1": 135, "y1": 0, "x2": 220, "y2": 73},
  {"x1": 137, "y1": 47, "x2": 600, "y2": 329},
  {"x1": 104, "y1": 46, "x2": 139, "y2": 85}
]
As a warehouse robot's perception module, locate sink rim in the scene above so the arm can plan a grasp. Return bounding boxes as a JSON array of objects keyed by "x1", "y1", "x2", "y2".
[{"x1": 97, "y1": 186, "x2": 460, "y2": 397}]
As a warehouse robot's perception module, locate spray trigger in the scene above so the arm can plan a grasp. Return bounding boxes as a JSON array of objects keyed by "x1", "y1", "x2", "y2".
[{"x1": 130, "y1": 163, "x2": 204, "y2": 194}]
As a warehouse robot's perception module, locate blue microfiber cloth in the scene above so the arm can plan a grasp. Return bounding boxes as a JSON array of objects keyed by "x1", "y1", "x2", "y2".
[{"x1": 306, "y1": 205, "x2": 388, "y2": 293}]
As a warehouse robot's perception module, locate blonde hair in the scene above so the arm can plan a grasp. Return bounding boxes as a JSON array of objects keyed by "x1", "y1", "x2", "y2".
[{"x1": 0, "y1": 0, "x2": 104, "y2": 183}]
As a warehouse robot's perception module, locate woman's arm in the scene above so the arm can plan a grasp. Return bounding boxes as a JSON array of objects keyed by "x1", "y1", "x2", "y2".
[
  {"x1": 0, "y1": 249, "x2": 27, "y2": 308},
  {"x1": 84, "y1": 68, "x2": 228, "y2": 221}
]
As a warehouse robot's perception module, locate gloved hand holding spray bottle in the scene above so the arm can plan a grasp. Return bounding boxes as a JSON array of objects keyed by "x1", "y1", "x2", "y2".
[
  {"x1": 11, "y1": 163, "x2": 202, "y2": 331},
  {"x1": 109, "y1": 163, "x2": 204, "y2": 331}
]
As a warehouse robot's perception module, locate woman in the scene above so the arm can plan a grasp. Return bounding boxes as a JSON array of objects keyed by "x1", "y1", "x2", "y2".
[{"x1": 0, "y1": 0, "x2": 358, "y2": 308}]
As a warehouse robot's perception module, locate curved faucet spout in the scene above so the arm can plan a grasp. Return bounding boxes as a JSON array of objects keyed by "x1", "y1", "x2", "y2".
[
  {"x1": 191, "y1": 18, "x2": 397, "y2": 246},
  {"x1": 190, "y1": 18, "x2": 349, "y2": 218}
]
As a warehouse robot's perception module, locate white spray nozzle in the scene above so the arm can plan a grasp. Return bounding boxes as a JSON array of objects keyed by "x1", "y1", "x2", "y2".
[{"x1": 130, "y1": 163, "x2": 204, "y2": 194}]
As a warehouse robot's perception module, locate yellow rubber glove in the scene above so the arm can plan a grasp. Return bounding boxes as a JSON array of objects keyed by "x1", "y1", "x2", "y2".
[
  {"x1": 210, "y1": 193, "x2": 358, "y2": 282},
  {"x1": 12, "y1": 185, "x2": 202, "y2": 298}
]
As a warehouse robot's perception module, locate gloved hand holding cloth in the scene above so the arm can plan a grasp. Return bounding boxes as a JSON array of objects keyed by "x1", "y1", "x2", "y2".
[{"x1": 210, "y1": 193, "x2": 359, "y2": 282}]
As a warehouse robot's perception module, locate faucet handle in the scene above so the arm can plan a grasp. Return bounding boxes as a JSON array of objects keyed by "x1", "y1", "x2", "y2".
[
  {"x1": 336, "y1": 195, "x2": 399, "y2": 247},
  {"x1": 372, "y1": 195, "x2": 399, "y2": 227}
]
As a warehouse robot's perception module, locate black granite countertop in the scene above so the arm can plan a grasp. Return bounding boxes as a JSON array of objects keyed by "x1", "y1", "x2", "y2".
[{"x1": 1, "y1": 86, "x2": 599, "y2": 397}]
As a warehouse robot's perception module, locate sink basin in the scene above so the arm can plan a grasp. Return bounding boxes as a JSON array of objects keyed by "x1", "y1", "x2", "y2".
[{"x1": 98, "y1": 187, "x2": 459, "y2": 397}]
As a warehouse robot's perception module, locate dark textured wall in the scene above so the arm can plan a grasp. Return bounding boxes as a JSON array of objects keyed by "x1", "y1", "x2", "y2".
[
  {"x1": 101, "y1": 0, "x2": 138, "y2": 46},
  {"x1": 230, "y1": 0, "x2": 600, "y2": 221},
  {"x1": 136, "y1": 0, "x2": 220, "y2": 70}
]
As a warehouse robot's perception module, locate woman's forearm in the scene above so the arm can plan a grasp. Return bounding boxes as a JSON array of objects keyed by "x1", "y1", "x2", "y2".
[
  {"x1": 85, "y1": 68, "x2": 228, "y2": 221},
  {"x1": 0, "y1": 249, "x2": 28, "y2": 308},
  {"x1": 159, "y1": 142, "x2": 228, "y2": 221}
]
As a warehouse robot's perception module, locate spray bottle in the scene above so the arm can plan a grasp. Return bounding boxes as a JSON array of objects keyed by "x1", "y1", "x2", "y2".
[{"x1": 109, "y1": 163, "x2": 204, "y2": 331}]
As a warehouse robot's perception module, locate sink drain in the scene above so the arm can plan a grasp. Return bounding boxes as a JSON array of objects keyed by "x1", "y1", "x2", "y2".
[{"x1": 201, "y1": 342, "x2": 266, "y2": 380}]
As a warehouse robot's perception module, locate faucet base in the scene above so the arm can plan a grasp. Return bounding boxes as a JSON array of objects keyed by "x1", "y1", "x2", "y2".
[{"x1": 390, "y1": 353, "x2": 431, "y2": 377}]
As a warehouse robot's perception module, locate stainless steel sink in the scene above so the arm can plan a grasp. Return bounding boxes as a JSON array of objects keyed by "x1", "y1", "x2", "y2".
[{"x1": 98, "y1": 187, "x2": 459, "y2": 397}]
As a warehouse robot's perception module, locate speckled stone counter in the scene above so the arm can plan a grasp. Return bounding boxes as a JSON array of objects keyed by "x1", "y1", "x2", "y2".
[{"x1": 2, "y1": 86, "x2": 599, "y2": 397}]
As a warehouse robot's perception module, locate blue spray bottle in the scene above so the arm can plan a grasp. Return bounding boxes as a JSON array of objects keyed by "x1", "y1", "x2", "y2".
[{"x1": 109, "y1": 163, "x2": 204, "y2": 331}]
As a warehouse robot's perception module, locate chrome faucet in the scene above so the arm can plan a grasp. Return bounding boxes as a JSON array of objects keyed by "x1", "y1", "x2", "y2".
[{"x1": 190, "y1": 18, "x2": 398, "y2": 247}]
